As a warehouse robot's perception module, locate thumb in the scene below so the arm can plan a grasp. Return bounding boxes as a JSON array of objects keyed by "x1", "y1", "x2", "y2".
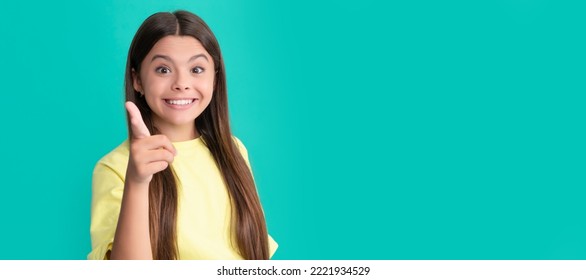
[{"x1": 125, "y1": 101, "x2": 151, "y2": 139}]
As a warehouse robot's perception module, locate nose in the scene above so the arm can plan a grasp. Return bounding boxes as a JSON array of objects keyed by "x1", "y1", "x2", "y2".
[{"x1": 172, "y1": 71, "x2": 191, "y2": 91}]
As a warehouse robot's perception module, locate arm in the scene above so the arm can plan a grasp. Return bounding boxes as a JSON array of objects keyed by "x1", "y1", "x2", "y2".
[
  {"x1": 110, "y1": 180, "x2": 152, "y2": 259},
  {"x1": 109, "y1": 102, "x2": 176, "y2": 260}
]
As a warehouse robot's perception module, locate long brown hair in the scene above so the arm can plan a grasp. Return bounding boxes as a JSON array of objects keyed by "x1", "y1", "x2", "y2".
[{"x1": 124, "y1": 10, "x2": 269, "y2": 260}]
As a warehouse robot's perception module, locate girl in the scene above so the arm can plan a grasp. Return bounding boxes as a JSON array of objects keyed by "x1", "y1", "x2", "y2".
[{"x1": 88, "y1": 10, "x2": 277, "y2": 260}]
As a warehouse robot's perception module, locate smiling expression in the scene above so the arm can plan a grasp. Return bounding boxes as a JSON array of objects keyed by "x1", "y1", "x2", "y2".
[{"x1": 133, "y1": 35, "x2": 215, "y2": 139}]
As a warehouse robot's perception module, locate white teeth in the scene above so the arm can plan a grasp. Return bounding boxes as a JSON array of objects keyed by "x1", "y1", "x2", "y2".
[{"x1": 166, "y1": 99, "x2": 194, "y2": 105}]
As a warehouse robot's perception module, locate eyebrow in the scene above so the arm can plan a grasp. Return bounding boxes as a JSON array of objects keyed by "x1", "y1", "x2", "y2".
[{"x1": 151, "y1": 54, "x2": 209, "y2": 63}]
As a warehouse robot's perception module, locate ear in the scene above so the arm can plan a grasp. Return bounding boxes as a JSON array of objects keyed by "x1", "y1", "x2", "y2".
[{"x1": 131, "y1": 68, "x2": 143, "y2": 92}]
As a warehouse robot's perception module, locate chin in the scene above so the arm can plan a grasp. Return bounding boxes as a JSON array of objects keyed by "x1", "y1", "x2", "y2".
[{"x1": 171, "y1": 118, "x2": 197, "y2": 127}]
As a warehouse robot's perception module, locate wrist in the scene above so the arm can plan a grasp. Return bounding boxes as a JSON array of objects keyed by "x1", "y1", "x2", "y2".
[{"x1": 124, "y1": 179, "x2": 151, "y2": 192}]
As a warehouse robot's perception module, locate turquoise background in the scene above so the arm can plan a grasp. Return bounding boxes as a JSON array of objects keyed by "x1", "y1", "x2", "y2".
[{"x1": 0, "y1": 0, "x2": 585, "y2": 259}]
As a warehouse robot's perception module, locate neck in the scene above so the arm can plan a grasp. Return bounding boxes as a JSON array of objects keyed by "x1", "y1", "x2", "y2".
[{"x1": 154, "y1": 121, "x2": 199, "y2": 142}]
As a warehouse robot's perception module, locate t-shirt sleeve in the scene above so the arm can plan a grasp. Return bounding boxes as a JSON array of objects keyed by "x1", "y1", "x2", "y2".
[
  {"x1": 232, "y1": 136, "x2": 251, "y2": 168},
  {"x1": 268, "y1": 234, "x2": 279, "y2": 259},
  {"x1": 87, "y1": 161, "x2": 125, "y2": 260}
]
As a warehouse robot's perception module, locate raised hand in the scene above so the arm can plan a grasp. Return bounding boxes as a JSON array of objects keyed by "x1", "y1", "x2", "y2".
[{"x1": 125, "y1": 101, "x2": 176, "y2": 185}]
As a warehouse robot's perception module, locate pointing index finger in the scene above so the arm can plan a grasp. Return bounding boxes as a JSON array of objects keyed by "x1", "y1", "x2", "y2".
[{"x1": 125, "y1": 101, "x2": 151, "y2": 139}]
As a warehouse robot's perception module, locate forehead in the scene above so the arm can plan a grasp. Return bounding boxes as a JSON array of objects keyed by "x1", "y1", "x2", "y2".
[{"x1": 145, "y1": 35, "x2": 211, "y2": 62}]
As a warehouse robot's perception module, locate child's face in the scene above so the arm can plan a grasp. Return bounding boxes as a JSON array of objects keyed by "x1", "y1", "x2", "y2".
[{"x1": 133, "y1": 35, "x2": 215, "y2": 135}]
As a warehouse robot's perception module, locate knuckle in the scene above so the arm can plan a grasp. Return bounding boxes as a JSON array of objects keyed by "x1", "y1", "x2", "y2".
[
  {"x1": 159, "y1": 151, "x2": 173, "y2": 163},
  {"x1": 156, "y1": 134, "x2": 169, "y2": 143}
]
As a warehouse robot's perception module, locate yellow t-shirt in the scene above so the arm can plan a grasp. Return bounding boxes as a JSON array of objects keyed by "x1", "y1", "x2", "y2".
[{"x1": 88, "y1": 136, "x2": 278, "y2": 260}]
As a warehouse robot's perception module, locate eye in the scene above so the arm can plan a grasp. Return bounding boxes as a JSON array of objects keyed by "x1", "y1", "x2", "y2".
[
  {"x1": 192, "y1": 66, "x2": 204, "y2": 74},
  {"x1": 155, "y1": 66, "x2": 171, "y2": 74}
]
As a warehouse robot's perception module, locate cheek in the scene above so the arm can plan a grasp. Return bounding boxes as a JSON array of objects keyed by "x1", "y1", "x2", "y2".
[
  {"x1": 204, "y1": 83, "x2": 215, "y2": 96},
  {"x1": 198, "y1": 77, "x2": 215, "y2": 96},
  {"x1": 142, "y1": 79, "x2": 167, "y2": 109},
  {"x1": 143, "y1": 77, "x2": 167, "y2": 95}
]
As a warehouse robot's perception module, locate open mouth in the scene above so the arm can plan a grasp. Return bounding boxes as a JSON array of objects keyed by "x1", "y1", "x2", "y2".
[{"x1": 164, "y1": 99, "x2": 197, "y2": 105}]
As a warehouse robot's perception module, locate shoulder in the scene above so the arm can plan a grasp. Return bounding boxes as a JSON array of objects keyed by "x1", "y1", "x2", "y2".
[
  {"x1": 93, "y1": 140, "x2": 130, "y2": 180},
  {"x1": 231, "y1": 135, "x2": 250, "y2": 162},
  {"x1": 232, "y1": 135, "x2": 248, "y2": 154},
  {"x1": 232, "y1": 136, "x2": 247, "y2": 152}
]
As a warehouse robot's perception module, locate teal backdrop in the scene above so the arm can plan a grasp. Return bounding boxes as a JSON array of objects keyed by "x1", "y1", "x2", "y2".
[{"x1": 0, "y1": 0, "x2": 585, "y2": 259}]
